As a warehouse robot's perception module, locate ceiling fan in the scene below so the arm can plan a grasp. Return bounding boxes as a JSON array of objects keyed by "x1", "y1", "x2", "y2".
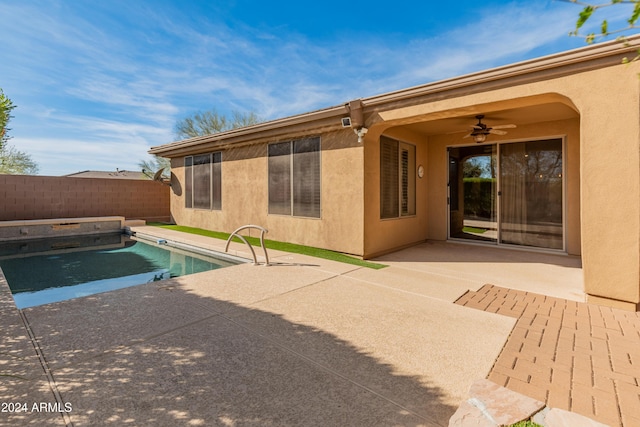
[{"x1": 463, "y1": 114, "x2": 516, "y2": 143}]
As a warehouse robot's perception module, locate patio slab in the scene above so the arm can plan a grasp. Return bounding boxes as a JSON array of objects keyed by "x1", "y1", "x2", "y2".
[
  {"x1": 235, "y1": 276, "x2": 515, "y2": 424},
  {"x1": 50, "y1": 315, "x2": 430, "y2": 426},
  {"x1": 19, "y1": 266, "x2": 514, "y2": 425},
  {"x1": 0, "y1": 274, "x2": 66, "y2": 426},
  {"x1": 22, "y1": 262, "x2": 338, "y2": 369},
  {"x1": 344, "y1": 265, "x2": 476, "y2": 302},
  {"x1": 5, "y1": 233, "x2": 517, "y2": 426},
  {"x1": 21, "y1": 279, "x2": 220, "y2": 370},
  {"x1": 374, "y1": 241, "x2": 584, "y2": 302},
  {"x1": 2, "y1": 228, "x2": 591, "y2": 426}
]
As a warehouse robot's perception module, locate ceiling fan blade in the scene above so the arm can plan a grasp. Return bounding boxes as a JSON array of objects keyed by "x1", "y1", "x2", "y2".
[
  {"x1": 491, "y1": 124, "x2": 516, "y2": 129},
  {"x1": 489, "y1": 129, "x2": 507, "y2": 135},
  {"x1": 463, "y1": 133, "x2": 472, "y2": 138}
]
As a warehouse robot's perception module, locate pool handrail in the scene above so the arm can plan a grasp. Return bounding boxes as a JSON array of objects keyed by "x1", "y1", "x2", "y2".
[{"x1": 224, "y1": 225, "x2": 270, "y2": 266}]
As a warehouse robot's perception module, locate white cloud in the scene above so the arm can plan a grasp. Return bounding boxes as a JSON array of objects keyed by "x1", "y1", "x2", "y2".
[
  {"x1": 148, "y1": 3, "x2": 582, "y2": 116},
  {"x1": 11, "y1": 110, "x2": 173, "y2": 176},
  {"x1": 17, "y1": 136, "x2": 153, "y2": 177},
  {"x1": 3, "y1": 0, "x2": 620, "y2": 176}
]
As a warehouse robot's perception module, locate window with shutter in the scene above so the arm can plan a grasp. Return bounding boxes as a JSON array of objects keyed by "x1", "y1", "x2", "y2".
[
  {"x1": 184, "y1": 152, "x2": 222, "y2": 210},
  {"x1": 380, "y1": 137, "x2": 399, "y2": 219},
  {"x1": 211, "y1": 152, "x2": 222, "y2": 210},
  {"x1": 293, "y1": 138, "x2": 321, "y2": 218},
  {"x1": 380, "y1": 136, "x2": 416, "y2": 219},
  {"x1": 268, "y1": 137, "x2": 321, "y2": 218},
  {"x1": 193, "y1": 154, "x2": 211, "y2": 209},
  {"x1": 268, "y1": 142, "x2": 292, "y2": 215},
  {"x1": 185, "y1": 156, "x2": 193, "y2": 209}
]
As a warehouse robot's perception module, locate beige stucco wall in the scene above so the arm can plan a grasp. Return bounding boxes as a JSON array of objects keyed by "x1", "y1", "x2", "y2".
[
  {"x1": 425, "y1": 118, "x2": 581, "y2": 255},
  {"x1": 169, "y1": 129, "x2": 365, "y2": 256},
  {"x1": 361, "y1": 60, "x2": 640, "y2": 308},
  {"x1": 573, "y1": 65, "x2": 640, "y2": 307},
  {"x1": 362, "y1": 127, "x2": 429, "y2": 258},
  {"x1": 158, "y1": 46, "x2": 640, "y2": 309}
]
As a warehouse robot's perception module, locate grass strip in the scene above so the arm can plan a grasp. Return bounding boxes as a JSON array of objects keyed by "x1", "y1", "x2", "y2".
[
  {"x1": 462, "y1": 226, "x2": 488, "y2": 234},
  {"x1": 147, "y1": 223, "x2": 387, "y2": 270}
]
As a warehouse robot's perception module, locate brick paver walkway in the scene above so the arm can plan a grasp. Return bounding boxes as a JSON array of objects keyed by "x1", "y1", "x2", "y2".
[{"x1": 455, "y1": 284, "x2": 640, "y2": 427}]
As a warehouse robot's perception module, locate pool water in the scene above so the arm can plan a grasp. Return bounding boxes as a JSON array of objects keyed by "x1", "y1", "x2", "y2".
[{"x1": 0, "y1": 234, "x2": 240, "y2": 309}]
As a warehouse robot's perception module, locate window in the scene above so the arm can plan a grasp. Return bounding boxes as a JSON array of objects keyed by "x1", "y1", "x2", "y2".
[
  {"x1": 184, "y1": 152, "x2": 222, "y2": 210},
  {"x1": 380, "y1": 136, "x2": 416, "y2": 219},
  {"x1": 268, "y1": 137, "x2": 321, "y2": 218},
  {"x1": 185, "y1": 156, "x2": 193, "y2": 208}
]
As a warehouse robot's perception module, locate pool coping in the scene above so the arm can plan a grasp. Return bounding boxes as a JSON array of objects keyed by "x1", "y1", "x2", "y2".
[
  {"x1": 131, "y1": 231, "x2": 250, "y2": 265},
  {"x1": 0, "y1": 230, "x2": 251, "y2": 311}
]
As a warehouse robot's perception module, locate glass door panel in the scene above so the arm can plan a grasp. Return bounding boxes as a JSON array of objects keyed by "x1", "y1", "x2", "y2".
[
  {"x1": 448, "y1": 145, "x2": 497, "y2": 243},
  {"x1": 499, "y1": 139, "x2": 563, "y2": 250}
]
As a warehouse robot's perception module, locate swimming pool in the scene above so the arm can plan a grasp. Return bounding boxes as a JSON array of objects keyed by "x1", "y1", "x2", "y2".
[{"x1": 0, "y1": 233, "x2": 243, "y2": 309}]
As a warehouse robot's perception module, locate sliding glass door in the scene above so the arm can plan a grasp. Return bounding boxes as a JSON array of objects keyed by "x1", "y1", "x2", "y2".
[
  {"x1": 448, "y1": 145, "x2": 497, "y2": 243},
  {"x1": 448, "y1": 138, "x2": 564, "y2": 251},
  {"x1": 499, "y1": 139, "x2": 563, "y2": 249}
]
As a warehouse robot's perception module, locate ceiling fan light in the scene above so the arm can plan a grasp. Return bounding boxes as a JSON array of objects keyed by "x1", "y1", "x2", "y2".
[{"x1": 473, "y1": 133, "x2": 487, "y2": 143}]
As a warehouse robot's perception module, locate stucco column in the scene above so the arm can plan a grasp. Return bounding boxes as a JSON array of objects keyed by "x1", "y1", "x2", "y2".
[{"x1": 578, "y1": 66, "x2": 640, "y2": 310}]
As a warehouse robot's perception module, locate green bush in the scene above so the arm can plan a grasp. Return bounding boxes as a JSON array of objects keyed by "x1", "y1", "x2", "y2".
[{"x1": 463, "y1": 178, "x2": 495, "y2": 218}]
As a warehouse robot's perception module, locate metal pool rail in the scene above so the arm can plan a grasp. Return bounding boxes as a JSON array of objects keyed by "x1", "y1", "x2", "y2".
[{"x1": 225, "y1": 225, "x2": 270, "y2": 266}]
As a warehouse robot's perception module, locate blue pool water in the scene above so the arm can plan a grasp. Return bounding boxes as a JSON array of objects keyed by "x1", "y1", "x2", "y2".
[{"x1": 0, "y1": 234, "x2": 240, "y2": 309}]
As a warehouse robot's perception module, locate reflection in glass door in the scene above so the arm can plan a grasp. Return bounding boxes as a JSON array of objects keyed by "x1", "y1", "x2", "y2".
[
  {"x1": 499, "y1": 139, "x2": 563, "y2": 250},
  {"x1": 448, "y1": 139, "x2": 564, "y2": 251},
  {"x1": 448, "y1": 145, "x2": 497, "y2": 243}
]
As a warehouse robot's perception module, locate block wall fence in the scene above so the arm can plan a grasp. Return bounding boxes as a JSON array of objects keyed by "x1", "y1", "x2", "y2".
[{"x1": 0, "y1": 175, "x2": 170, "y2": 222}]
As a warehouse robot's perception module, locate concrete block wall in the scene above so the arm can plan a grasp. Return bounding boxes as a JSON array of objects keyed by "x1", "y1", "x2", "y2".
[{"x1": 0, "y1": 175, "x2": 170, "y2": 222}]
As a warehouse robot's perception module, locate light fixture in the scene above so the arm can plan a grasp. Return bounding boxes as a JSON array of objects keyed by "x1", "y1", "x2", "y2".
[
  {"x1": 464, "y1": 114, "x2": 514, "y2": 143},
  {"x1": 470, "y1": 115, "x2": 490, "y2": 143},
  {"x1": 473, "y1": 133, "x2": 488, "y2": 143},
  {"x1": 354, "y1": 127, "x2": 368, "y2": 143}
]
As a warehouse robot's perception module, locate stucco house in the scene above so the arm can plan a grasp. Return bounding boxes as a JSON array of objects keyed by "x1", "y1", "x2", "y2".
[{"x1": 150, "y1": 36, "x2": 640, "y2": 311}]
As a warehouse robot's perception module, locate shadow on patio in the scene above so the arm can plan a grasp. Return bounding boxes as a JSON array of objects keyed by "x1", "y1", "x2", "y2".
[{"x1": 12, "y1": 262, "x2": 471, "y2": 427}]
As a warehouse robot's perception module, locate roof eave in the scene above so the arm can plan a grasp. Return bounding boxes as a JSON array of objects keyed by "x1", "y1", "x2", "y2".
[
  {"x1": 149, "y1": 104, "x2": 350, "y2": 157},
  {"x1": 362, "y1": 34, "x2": 640, "y2": 107},
  {"x1": 150, "y1": 35, "x2": 640, "y2": 158}
]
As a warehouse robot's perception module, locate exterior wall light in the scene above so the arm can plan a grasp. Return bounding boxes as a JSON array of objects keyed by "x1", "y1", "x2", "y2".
[{"x1": 354, "y1": 127, "x2": 368, "y2": 143}]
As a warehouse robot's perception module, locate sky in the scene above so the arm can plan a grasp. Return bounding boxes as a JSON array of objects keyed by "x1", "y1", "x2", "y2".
[{"x1": 0, "y1": 0, "x2": 635, "y2": 176}]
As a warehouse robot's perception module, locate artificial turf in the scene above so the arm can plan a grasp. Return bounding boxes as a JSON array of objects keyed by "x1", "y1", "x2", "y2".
[{"x1": 148, "y1": 223, "x2": 387, "y2": 270}]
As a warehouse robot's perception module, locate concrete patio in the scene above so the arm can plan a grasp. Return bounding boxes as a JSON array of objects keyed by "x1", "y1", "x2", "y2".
[{"x1": 0, "y1": 227, "x2": 590, "y2": 426}]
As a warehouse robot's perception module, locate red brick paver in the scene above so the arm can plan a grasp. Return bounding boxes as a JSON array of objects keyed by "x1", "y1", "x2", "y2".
[{"x1": 455, "y1": 284, "x2": 640, "y2": 427}]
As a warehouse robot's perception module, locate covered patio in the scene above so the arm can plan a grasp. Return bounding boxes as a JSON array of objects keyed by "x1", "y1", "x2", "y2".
[{"x1": 359, "y1": 42, "x2": 640, "y2": 310}]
